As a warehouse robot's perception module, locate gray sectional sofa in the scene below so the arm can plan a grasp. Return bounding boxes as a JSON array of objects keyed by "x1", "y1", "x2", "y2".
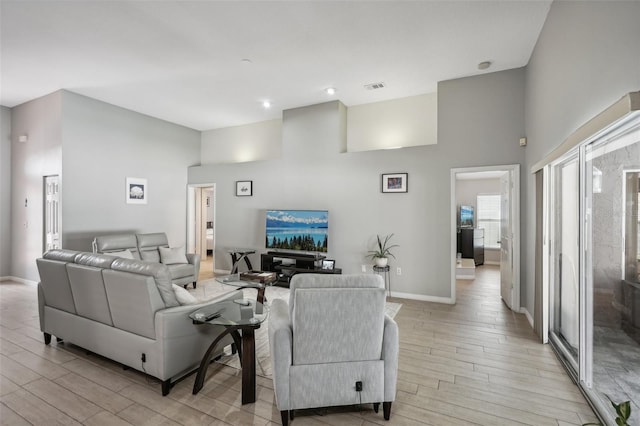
[
  {"x1": 36, "y1": 249, "x2": 240, "y2": 395},
  {"x1": 93, "y1": 232, "x2": 200, "y2": 289}
]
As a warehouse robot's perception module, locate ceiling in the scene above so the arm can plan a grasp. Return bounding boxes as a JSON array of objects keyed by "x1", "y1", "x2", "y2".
[{"x1": 0, "y1": 1, "x2": 551, "y2": 131}]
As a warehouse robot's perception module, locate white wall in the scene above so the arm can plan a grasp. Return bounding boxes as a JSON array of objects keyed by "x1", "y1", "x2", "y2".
[
  {"x1": 201, "y1": 119, "x2": 282, "y2": 164},
  {"x1": 190, "y1": 69, "x2": 526, "y2": 301},
  {"x1": 10, "y1": 92, "x2": 63, "y2": 281},
  {"x1": 523, "y1": 1, "x2": 640, "y2": 313},
  {"x1": 347, "y1": 92, "x2": 437, "y2": 151},
  {"x1": 0, "y1": 106, "x2": 12, "y2": 277},
  {"x1": 60, "y1": 91, "x2": 201, "y2": 252}
]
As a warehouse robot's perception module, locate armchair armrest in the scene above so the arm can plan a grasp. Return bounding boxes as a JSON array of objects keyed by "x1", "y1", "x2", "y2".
[
  {"x1": 382, "y1": 314, "x2": 399, "y2": 402},
  {"x1": 186, "y1": 253, "x2": 201, "y2": 279},
  {"x1": 268, "y1": 298, "x2": 293, "y2": 410}
]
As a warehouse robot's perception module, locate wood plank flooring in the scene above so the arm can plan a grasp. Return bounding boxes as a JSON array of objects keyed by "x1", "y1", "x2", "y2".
[{"x1": 0, "y1": 265, "x2": 598, "y2": 425}]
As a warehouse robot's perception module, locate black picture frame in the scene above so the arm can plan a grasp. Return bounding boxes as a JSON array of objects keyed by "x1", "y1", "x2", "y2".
[
  {"x1": 236, "y1": 180, "x2": 253, "y2": 196},
  {"x1": 381, "y1": 173, "x2": 408, "y2": 193}
]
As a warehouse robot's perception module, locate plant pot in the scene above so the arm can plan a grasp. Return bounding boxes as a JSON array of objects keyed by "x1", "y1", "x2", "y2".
[{"x1": 375, "y1": 257, "x2": 388, "y2": 267}]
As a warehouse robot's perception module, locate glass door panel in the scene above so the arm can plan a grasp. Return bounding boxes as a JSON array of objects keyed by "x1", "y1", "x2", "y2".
[
  {"x1": 550, "y1": 152, "x2": 580, "y2": 368},
  {"x1": 586, "y1": 121, "x2": 640, "y2": 419}
]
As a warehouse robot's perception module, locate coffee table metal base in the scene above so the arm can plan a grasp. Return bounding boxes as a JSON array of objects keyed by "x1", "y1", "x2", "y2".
[{"x1": 192, "y1": 324, "x2": 258, "y2": 404}]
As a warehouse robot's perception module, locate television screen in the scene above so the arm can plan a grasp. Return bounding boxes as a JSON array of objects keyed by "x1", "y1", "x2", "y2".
[
  {"x1": 266, "y1": 210, "x2": 328, "y2": 253},
  {"x1": 460, "y1": 205, "x2": 474, "y2": 228}
]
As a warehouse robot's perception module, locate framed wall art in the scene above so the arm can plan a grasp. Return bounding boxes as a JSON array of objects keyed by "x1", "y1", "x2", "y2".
[
  {"x1": 381, "y1": 173, "x2": 408, "y2": 193},
  {"x1": 126, "y1": 177, "x2": 147, "y2": 204},
  {"x1": 236, "y1": 180, "x2": 253, "y2": 196}
]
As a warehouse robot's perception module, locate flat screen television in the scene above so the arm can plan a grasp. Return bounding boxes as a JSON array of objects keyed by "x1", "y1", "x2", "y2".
[
  {"x1": 459, "y1": 205, "x2": 474, "y2": 228},
  {"x1": 265, "y1": 210, "x2": 328, "y2": 253}
]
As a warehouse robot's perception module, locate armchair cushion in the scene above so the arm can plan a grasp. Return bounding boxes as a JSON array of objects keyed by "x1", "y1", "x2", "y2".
[{"x1": 291, "y1": 287, "x2": 385, "y2": 364}]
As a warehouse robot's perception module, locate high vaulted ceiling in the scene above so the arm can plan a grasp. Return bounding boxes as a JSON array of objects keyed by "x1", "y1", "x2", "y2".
[{"x1": 1, "y1": 1, "x2": 551, "y2": 131}]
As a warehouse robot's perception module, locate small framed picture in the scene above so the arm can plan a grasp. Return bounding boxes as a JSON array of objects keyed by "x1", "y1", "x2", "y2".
[
  {"x1": 322, "y1": 259, "x2": 335, "y2": 270},
  {"x1": 381, "y1": 173, "x2": 408, "y2": 193},
  {"x1": 126, "y1": 177, "x2": 147, "y2": 204},
  {"x1": 236, "y1": 180, "x2": 253, "y2": 196}
]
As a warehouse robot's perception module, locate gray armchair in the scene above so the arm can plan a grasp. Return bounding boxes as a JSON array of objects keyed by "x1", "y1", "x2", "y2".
[{"x1": 268, "y1": 274, "x2": 398, "y2": 425}]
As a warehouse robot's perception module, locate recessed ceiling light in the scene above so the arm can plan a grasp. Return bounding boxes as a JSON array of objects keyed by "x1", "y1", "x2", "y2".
[
  {"x1": 241, "y1": 58, "x2": 252, "y2": 64},
  {"x1": 477, "y1": 61, "x2": 492, "y2": 70},
  {"x1": 263, "y1": 101, "x2": 271, "y2": 108},
  {"x1": 326, "y1": 87, "x2": 336, "y2": 95}
]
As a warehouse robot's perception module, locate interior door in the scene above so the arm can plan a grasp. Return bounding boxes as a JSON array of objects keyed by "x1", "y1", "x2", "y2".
[
  {"x1": 500, "y1": 171, "x2": 513, "y2": 308},
  {"x1": 44, "y1": 175, "x2": 60, "y2": 251}
]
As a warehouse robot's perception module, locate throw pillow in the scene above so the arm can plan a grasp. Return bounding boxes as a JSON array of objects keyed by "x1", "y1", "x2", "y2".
[
  {"x1": 159, "y1": 246, "x2": 188, "y2": 265},
  {"x1": 109, "y1": 249, "x2": 134, "y2": 259},
  {"x1": 172, "y1": 284, "x2": 198, "y2": 305}
]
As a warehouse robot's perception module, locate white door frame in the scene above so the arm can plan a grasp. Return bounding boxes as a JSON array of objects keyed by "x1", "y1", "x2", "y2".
[
  {"x1": 450, "y1": 164, "x2": 520, "y2": 310},
  {"x1": 187, "y1": 183, "x2": 215, "y2": 264}
]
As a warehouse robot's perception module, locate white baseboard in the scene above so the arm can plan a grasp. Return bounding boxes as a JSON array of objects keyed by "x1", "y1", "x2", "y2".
[
  {"x1": 483, "y1": 261, "x2": 500, "y2": 266},
  {"x1": 520, "y1": 307, "x2": 534, "y2": 328},
  {"x1": 390, "y1": 290, "x2": 454, "y2": 305},
  {"x1": 455, "y1": 274, "x2": 475, "y2": 280},
  {"x1": 0, "y1": 276, "x2": 37, "y2": 285}
]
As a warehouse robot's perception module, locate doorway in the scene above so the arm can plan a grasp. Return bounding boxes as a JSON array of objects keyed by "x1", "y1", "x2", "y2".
[
  {"x1": 187, "y1": 183, "x2": 215, "y2": 280},
  {"x1": 450, "y1": 164, "x2": 520, "y2": 311},
  {"x1": 43, "y1": 175, "x2": 60, "y2": 251}
]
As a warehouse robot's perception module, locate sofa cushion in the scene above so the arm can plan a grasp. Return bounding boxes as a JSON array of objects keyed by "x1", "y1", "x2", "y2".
[
  {"x1": 102, "y1": 269, "x2": 165, "y2": 339},
  {"x1": 94, "y1": 234, "x2": 141, "y2": 259},
  {"x1": 110, "y1": 249, "x2": 134, "y2": 259},
  {"x1": 109, "y1": 258, "x2": 179, "y2": 308},
  {"x1": 172, "y1": 284, "x2": 198, "y2": 305},
  {"x1": 66, "y1": 264, "x2": 113, "y2": 326},
  {"x1": 37, "y1": 249, "x2": 82, "y2": 314},
  {"x1": 159, "y1": 246, "x2": 188, "y2": 265},
  {"x1": 137, "y1": 233, "x2": 169, "y2": 263}
]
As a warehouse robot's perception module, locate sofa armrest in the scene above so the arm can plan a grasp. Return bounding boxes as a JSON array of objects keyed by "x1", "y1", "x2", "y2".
[
  {"x1": 186, "y1": 253, "x2": 201, "y2": 280},
  {"x1": 153, "y1": 289, "x2": 243, "y2": 379},
  {"x1": 268, "y1": 298, "x2": 293, "y2": 410},
  {"x1": 382, "y1": 314, "x2": 399, "y2": 402}
]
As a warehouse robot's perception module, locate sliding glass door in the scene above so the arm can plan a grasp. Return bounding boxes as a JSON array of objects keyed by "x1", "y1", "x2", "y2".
[
  {"x1": 549, "y1": 153, "x2": 580, "y2": 370},
  {"x1": 547, "y1": 113, "x2": 640, "y2": 423}
]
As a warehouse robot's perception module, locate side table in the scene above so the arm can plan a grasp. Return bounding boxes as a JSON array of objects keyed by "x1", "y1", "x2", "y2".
[
  {"x1": 227, "y1": 248, "x2": 256, "y2": 274},
  {"x1": 190, "y1": 299, "x2": 268, "y2": 404},
  {"x1": 373, "y1": 265, "x2": 391, "y2": 297}
]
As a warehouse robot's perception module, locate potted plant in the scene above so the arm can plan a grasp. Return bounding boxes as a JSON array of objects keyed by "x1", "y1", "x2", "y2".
[{"x1": 367, "y1": 234, "x2": 399, "y2": 267}]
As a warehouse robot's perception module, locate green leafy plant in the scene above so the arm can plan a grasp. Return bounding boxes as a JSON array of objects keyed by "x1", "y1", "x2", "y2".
[
  {"x1": 583, "y1": 395, "x2": 631, "y2": 426},
  {"x1": 366, "y1": 234, "x2": 399, "y2": 260}
]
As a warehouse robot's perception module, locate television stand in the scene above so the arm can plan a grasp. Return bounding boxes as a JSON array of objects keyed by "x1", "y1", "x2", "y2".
[{"x1": 260, "y1": 251, "x2": 342, "y2": 287}]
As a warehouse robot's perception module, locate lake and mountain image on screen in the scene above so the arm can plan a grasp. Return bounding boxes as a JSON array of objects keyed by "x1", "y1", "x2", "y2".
[{"x1": 266, "y1": 210, "x2": 328, "y2": 252}]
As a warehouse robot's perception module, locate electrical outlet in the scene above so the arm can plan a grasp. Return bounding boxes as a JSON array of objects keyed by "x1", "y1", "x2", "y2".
[
  {"x1": 361, "y1": 264, "x2": 366, "y2": 273},
  {"x1": 397, "y1": 267, "x2": 402, "y2": 276},
  {"x1": 141, "y1": 353, "x2": 146, "y2": 363},
  {"x1": 355, "y1": 381, "x2": 363, "y2": 392}
]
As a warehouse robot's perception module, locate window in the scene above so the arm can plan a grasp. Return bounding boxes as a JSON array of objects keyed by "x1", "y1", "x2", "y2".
[{"x1": 477, "y1": 194, "x2": 500, "y2": 249}]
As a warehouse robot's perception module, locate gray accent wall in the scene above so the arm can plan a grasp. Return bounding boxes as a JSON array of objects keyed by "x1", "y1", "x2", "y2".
[
  {"x1": 9, "y1": 91, "x2": 200, "y2": 281},
  {"x1": 190, "y1": 70, "x2": 526, "y2": 300},
  {"x1": 1, "y1": 106, "x2": 11, "y2": 277},
  {"x1": 10, "y1": 91, "x2": 63, "y2": 281},
  {"x1": 523, "y1": 1, "x2": 640, "y2": 313},
  {"x1": 60, "y1": 91, "x2": 201, "y2": 251}
]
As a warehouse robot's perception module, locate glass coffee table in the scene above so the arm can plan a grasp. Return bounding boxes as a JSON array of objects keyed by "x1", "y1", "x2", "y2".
[
  {"x1": 190, "y1": 298, "x2": 269, "y2": 404},
  {"x1": 216, "y1": 271, "x2": 277, "y2": 304}
]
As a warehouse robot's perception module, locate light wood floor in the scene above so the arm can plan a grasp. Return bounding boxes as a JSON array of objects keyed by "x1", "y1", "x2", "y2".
[{"x1": 0, "y1": 265, "x2": 598, "y2": 425}]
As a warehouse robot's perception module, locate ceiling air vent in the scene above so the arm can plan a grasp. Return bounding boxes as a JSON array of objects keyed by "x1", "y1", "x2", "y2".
[{"x1": 364, "y1": 82, "x2": 386, "y2": 90}]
